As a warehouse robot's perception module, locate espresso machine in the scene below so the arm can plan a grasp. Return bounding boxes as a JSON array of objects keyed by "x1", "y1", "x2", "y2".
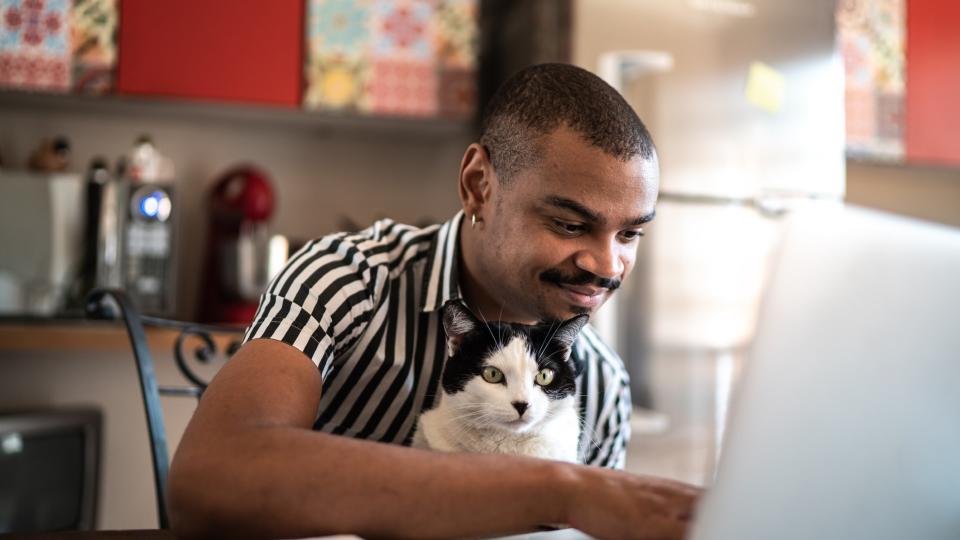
[
  {"x1": 89, "y1": 171, "x2": 178, "y2": 316},
  {"x1": 200, "y1": 165, "x2": 281, "y2": 324}
]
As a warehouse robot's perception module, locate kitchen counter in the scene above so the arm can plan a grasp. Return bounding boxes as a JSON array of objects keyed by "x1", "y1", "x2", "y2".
[{"x1": 0, "y1": 317, "x2": 243, "y2": 353}]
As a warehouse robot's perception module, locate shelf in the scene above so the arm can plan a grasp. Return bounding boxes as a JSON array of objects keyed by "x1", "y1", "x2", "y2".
[{"x1": 0, "y1": 89, "x2": 475, "y2": 138}]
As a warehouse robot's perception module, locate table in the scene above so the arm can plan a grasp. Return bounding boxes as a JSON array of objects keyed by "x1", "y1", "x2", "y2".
[{"x1": 0, "y1": 529, "x2": 594, "y2": 539}]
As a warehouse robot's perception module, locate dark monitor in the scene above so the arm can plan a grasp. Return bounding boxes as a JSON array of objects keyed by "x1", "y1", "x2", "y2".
[{"x1": 0, "y1": 408, "x2": 101, "y2": 533}]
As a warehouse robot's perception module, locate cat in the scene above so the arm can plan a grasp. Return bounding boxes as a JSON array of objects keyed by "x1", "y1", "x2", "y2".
[{"x1": 412, "y1": 300, "x2": 588, "y2": 463}]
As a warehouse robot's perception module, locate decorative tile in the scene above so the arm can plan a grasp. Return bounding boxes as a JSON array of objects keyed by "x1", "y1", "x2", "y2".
[
  {"x1": 368, "y1": 58, "x2": 436, "y2": 117},
  {"x1": 875, "y1": 91, "x2": 903, "y2": 140},
  {"x1": 438, "y1": 66, "x2": 473, "y2": 118},
  {"x1": 0, "y1": 0, "x2": 72, "y2": 91},
  {"x1": 836, "y1": 0, "x2": 905, "y2": 159},
  {"x1": 304, "y1": 55, "x2": 371, "y2": 112},
  {"x1": 303, "y1": 0, "x2": 477, "y2": 118},
  {"x1": 372, "y1": 0, "x2": 433, "y2": 61},
  {"x1": 434, "y1": 0, "x2": 476, "y2": 68},
  {"x1": 308, "y1": 0, "x2": 370, "y2": 57},
  {"x1": 70, "y1": 0, "x2": 117, "y2": 93},
  {"x1": 844, "y1": 88, "x2": 876, "y2": 142}
]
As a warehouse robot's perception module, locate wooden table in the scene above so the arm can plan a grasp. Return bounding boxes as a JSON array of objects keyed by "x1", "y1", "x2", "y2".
[
  {"x1": 0, "y1": 531, "x2": 175, "y2": 539},
  {"x1": 0, "y1": 319, "x2": 240, "y2": 354},
  {"x1": 0, "y1": 530, "x2": 593, "y2": 539}
]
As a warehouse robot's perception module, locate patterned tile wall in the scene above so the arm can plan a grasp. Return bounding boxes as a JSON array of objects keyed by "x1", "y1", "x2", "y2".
[
  {"x1": 837, "y1": 0, "x2": 905, "y2": 160},
  {"x1": 305, "y1": 0, "x2": 477, "y2": 118},
  {"x1": 0, "y1": 0, "x2": 476, "y2": 119},
  {"x1": 0, "y1": 0, "x2": 116, "y2": 93}
]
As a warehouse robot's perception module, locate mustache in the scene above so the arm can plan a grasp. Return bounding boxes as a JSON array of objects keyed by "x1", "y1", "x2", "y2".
[{"x1": 539, "y1": 268, "x2": 621, "y2": 291}]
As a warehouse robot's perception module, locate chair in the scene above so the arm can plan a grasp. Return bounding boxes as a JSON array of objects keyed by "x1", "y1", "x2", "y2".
[{"x1": 84, "y1": 289, "x2": 245, "y2": 529}]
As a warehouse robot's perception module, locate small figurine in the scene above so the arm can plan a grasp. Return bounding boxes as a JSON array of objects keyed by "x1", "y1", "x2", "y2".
[{"x1": 28, "y1": 136, "x2": 72, "y2": 172}]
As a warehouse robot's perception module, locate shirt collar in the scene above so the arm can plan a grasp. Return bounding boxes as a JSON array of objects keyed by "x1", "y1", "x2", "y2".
[{"x1": 420, "y1": 211, "x2": 465, "y2": 313}]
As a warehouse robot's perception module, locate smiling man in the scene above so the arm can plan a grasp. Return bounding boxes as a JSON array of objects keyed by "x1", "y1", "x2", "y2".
[{"x1": 168, "y1": 63, "x2": 699, "y2": 540}]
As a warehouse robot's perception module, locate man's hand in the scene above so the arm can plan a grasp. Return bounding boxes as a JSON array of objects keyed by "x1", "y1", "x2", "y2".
[{"x1": 562, "y1": 466, "x2": 703, "y2": 540}]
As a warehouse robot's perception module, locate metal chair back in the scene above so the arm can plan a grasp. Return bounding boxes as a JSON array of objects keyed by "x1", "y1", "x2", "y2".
[{"x1": 85, "y1": 289, "x2": 244, "y2": 529}]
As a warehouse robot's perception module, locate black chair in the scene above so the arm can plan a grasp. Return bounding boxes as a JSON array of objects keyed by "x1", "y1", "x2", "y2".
[{"x1": 85, "y1": 289, "x2": 245, "y2": 529}]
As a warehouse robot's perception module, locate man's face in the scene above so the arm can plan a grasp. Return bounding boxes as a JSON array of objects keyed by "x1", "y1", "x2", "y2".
[{"x1": 477, "y1": 126, "x2": 659, "y2": 322}]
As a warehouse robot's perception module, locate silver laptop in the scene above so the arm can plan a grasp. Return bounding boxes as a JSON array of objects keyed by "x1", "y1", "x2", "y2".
[{"x1": 690, "y1": 204, "x2": 960, "y2": 540}]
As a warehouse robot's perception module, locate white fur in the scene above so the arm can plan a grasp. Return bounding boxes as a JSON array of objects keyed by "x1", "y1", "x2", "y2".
[{"x1": 413, "y1": 336, "x2": 581, "y2": 463}]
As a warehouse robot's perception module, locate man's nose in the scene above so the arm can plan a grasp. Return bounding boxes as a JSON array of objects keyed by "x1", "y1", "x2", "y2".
[{"x1": 574, "y1": 239, "x2": 626, "y2": 280}]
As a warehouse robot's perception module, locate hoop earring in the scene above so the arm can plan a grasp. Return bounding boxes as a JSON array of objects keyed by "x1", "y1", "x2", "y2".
[{"x1": 471, "y1": 214, "x2": 477, "y2": 229}]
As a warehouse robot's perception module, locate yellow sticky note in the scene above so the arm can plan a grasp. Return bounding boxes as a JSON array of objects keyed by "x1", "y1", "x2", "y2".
[{"x1": 745, "y1": 61, "x2": 785, "y2": 113}]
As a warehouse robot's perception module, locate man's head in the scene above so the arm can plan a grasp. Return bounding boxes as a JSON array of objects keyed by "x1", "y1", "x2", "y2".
[
  {"x1": 458, "y1": 63, "x2": 659, "y2": 323},
  {"x1": 479, "y1": 63, "x2": 657, "y2": 185}
]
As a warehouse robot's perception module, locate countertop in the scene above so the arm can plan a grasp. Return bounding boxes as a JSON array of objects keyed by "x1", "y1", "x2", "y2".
[{"x1": 0, "y1": 317, "x2": 243, "y2": 353}]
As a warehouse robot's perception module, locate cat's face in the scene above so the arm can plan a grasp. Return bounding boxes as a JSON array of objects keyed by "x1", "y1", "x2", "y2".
[{"x1": 439, "y1": 300, "x2": 588, "y2": 434}]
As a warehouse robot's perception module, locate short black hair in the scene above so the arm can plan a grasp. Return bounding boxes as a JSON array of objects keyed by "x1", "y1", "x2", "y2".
[{"x1": 479, "y1": 63, "x2": 656, "y2": 184}]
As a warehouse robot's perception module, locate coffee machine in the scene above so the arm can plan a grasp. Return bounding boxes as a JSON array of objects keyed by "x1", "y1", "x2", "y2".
[
  {"x1": 200, "y1": 165, "x2": 283, "y2": 324},
  {"x1": 89, "y1": 171, "x2": 178, "y2": 316}
]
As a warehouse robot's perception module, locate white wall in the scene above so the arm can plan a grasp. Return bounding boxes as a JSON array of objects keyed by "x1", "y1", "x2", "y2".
[
  {"x1": 572, "y1": 0, "x2": 845, "y2": 199},
  {"x1": 0, "y1": 98, "x2": 470, "y2": 319},
  {"x1": 0, "y1": 346, "x2": 197, "y2": 529}
]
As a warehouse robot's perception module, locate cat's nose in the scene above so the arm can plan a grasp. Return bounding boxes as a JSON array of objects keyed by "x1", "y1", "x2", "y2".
[{"x1": 512, "y1": 401, "x2": 529, "y2": 417}]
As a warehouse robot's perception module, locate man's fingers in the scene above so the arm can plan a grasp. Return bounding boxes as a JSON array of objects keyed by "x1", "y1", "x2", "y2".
[{"x1": 644, "y1": 480, "x2": 704, "y2": 503}]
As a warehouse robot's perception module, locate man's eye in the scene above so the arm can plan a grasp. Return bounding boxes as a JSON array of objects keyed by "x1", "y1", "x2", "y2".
[
  {"x1": 619, "y1": 229, "x2": 645, "y2": 242},
  {"x1": 554, "y1": 220, "x2": 585, "y2": 235}
]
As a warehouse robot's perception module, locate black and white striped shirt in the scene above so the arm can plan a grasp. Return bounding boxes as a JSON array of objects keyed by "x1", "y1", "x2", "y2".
[{"x1": 243, "y1": 212, "x2": 632, "y2": 468}]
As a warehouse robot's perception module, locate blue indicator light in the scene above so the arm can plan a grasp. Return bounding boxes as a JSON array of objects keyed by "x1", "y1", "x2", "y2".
[{"x1": 139, "y1": 192, "x2": 161, "y2": 218}]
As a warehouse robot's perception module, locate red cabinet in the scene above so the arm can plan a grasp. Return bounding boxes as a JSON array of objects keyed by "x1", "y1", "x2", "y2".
[
  {"x1": 906, "y1": 0, "x2": 960, "y2": 165},
  {"x1": 116, "y1": 0, "x2": 304, "y2": 107}
]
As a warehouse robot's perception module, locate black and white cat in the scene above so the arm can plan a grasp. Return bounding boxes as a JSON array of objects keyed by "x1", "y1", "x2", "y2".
[{"x1": 413, "y1": 300, "x2": 588, "y2": 463}]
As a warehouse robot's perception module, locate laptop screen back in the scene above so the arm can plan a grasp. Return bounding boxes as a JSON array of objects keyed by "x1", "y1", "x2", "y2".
[{"x1": 690, "y1": 205, "x2": 960, "y2": 540}]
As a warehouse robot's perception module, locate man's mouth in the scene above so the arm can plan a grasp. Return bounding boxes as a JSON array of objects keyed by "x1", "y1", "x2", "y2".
[
  {"x1": 555, "y1": 283, "x2": 606, "y2": 308},
  {"x1": 539, "y1": 268, "x2": 620, "y2": 310}
]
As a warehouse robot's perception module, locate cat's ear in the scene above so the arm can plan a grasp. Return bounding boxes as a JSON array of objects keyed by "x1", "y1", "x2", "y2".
[
  {"x1": 442, "y1": 300, "x2": 479, "y2": 356},
  {"x1": 551, "y1": 314, "x2": 589, "y2": 355}
]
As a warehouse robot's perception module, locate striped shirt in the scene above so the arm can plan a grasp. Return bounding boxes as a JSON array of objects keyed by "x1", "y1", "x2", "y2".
[{"x1": 243, "y1": 211, "x2": 632, "y2": 468}]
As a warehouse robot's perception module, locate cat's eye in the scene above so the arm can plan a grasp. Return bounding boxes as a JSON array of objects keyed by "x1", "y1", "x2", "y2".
[
  {"x1": 535, "y1": 368, "x2": 555, "y2": 386},
  {"x1": 482, "y1": 366, "x2": 504, "y2": 384}
]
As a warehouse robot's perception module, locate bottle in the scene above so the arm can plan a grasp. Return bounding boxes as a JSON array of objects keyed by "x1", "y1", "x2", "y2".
[
  {"x1": 66, "y1": 157, "x2": 117, "y2": 311},
  {"x1": 124, "y1": 135, "x2": 175, "y2": 183}
]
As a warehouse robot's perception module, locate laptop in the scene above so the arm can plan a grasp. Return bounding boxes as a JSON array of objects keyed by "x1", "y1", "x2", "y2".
[
  {"x1": 489, "y1": 204, "x2": 960, "y2": 540},
  {"x1": 689, "y1": 204, "x2": 960, "y2": 540}
]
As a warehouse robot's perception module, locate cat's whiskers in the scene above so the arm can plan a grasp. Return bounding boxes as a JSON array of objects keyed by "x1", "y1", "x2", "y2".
[
  {"x1": 497, "y1": 303, "x2": 505, "y2": 347},
  {"x1": 476, "y1": 307, "x2": 504, "y2": 353},
  {"x1": 442, "y1": 411, "x2": 492, "y2": 427},
  {"x1": 450, "y1": 412, "x2": 500, "y2": 431},
  {"x1": 536, "y1": 319, "x2": 557, "y2": 360},
  {"x1": 571, "y1": 397, "x2": 604, "y2": 451},
  {"x1": 440, "y1": 410, "x2": 498, "y2": 432},
  {"x1": 538, "y1": 347, "x2": 569, "y2": 365}
]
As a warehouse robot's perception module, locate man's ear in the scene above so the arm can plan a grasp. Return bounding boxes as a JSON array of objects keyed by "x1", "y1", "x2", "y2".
[
  {"x1": 442, "y1": 300, "x2": 479, "y2": 357},
  {"x1": 458, "y1": 143, "x2": 494, "y2": 221}
]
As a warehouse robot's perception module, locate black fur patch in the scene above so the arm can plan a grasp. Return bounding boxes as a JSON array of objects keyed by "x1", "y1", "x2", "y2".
[{"x1": 440, "y1": 301, "x2": 588, "y2": 400}]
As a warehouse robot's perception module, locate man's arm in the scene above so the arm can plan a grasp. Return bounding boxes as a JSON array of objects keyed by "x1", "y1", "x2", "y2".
[{"x1": 167, "y1": 339, "x2": 700, "y2": 540}]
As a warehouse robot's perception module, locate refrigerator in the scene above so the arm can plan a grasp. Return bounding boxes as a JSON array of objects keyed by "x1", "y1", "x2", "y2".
[{"x1": 575, "y1": 0, "x2": 846, "y2": 483}]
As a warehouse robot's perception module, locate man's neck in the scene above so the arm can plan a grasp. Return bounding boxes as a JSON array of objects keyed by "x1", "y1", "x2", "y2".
[{"x1": 456, "y1": 221, "x2": 537, "y2": 325}]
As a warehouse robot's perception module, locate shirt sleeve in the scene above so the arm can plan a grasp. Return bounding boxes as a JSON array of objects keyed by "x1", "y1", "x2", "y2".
[
  {"x1": 242, "y1": 232, "x2": 380, "y2": 381},
  {"x1": 578, "y1": 328, "x2": 633, "y2": 469}
]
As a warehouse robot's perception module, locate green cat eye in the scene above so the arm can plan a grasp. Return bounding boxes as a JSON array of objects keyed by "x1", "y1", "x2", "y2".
[
  {"x1": 535, "y1": 368, "x2": 555, "y2": 386},
  {"x1": 482, "y1": 366, "x2": 504, "y2": 384}
]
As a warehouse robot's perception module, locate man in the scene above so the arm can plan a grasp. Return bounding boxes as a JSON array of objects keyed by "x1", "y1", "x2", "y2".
[{"x1": 168, "y1": 63, "x2": 700, "y2": 539}]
